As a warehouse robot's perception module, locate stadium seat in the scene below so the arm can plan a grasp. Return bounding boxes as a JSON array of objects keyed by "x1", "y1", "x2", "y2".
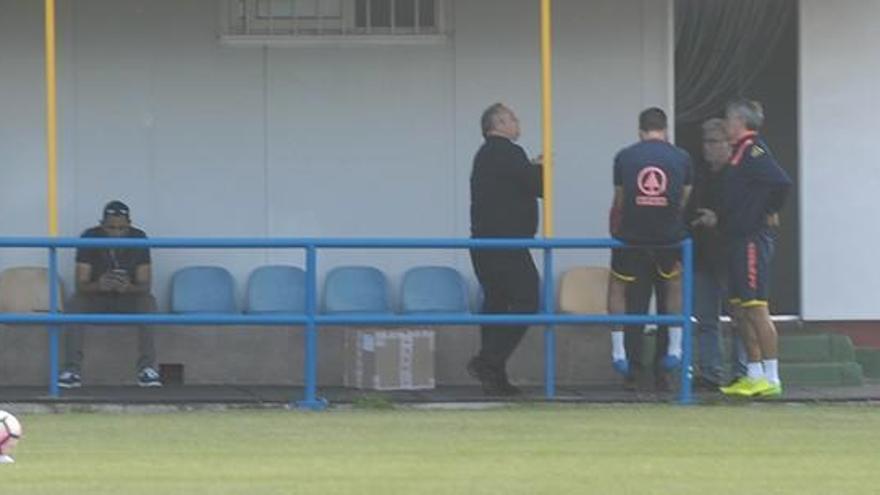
[
  {"x1": 245, "y1": 265, "x2": 306, "y2": 314},
  {"x1": 401, "y1": 266, "x2": 469, "y2": 314},
  {"x1": 557, "y1": 267, "x2": 609, "y2": 314},
  {"x1": 0, "y1": 266, "x2": 65, "y2": 313},
  {"x1": 170, "y1": 266, "x2": 237, "y2": 313},
  {"x1": 323, "y1": 266, "x2": 390, "y2": 314}
]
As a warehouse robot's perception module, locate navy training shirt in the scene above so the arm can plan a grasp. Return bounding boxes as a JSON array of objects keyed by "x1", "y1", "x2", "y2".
[
  {"x1": 613, "y1": 139, "x2": 693, "y2": 244},
  {"x1": 720, "y1": 132, "x2": 792, "y2": 238}
]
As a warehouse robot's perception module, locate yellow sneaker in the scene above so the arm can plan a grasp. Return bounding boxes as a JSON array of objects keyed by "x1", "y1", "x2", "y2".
[
  {"x1": 755, "y1": 382, "x2": 783, "y2": 398},
  {"x1": 719, "y1": 377, "x2": 748, "y2": 395},
  {"x1": 720, "y1": 377, "x2": 774, "y2": 397}
]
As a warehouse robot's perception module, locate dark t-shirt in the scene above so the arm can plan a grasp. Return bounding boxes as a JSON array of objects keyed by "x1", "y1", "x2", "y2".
[
  {"x1": 614, "y1": 139, "x2": 693, "y2": 244},
  {"x1": 75, "y1": 226, "x2": 151, "y2": 282},
  {"x1": 470, "y1": 136, "x2": 543, "y2": 238}
]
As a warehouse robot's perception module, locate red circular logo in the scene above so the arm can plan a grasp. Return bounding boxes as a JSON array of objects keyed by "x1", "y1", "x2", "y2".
[{"x1": 637, "y1": 166, "x2": 668, "y2": 197}]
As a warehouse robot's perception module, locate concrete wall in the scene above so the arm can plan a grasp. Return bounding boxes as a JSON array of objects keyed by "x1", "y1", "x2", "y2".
[
  {"x1": 800, "y1": 0, "x2": 880, "y2": 320},
  {"x1": 0, "y1": 0, "x2": 673, "y2": 385}
]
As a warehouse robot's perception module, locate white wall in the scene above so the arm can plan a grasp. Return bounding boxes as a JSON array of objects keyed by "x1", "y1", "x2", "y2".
[
  {"x1": 800, "y1": 0, "x2": 880, "y2": 320},
  {"x1": 0, "y1": 0, "x2": 673, "y2": 309}
]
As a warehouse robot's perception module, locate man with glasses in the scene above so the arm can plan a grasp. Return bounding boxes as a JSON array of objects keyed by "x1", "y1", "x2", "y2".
[
  {"x1": 689, "y1": 118, "x2": 748, "y2": 389},
  {"x1": 58, "y1": 201, "x2": 162, "y2": 388}
]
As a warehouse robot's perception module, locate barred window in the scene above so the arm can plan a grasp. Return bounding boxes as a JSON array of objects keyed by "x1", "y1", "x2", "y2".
[{"x1": 222, "y1": 0, "x2": 447, "y2": 42}]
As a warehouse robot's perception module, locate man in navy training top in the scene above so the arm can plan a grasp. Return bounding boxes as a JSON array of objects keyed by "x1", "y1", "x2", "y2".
[
  {"x1": 718, "y1": 100, "x2": 792, "y2": 398},
  {"x1": 468, "y1": 103, "x2": 543, "y2": 396},
  {"x1": 607, "y1": 107, "x2": 692, "y2": 382},
  {"x1": 58, "y1": 201, "x2": 163, "y2": 389}
]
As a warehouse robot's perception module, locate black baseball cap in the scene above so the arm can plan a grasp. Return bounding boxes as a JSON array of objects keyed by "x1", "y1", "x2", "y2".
[{"x1": 102, "y1": 200, "x2": 130, "y2": 219}]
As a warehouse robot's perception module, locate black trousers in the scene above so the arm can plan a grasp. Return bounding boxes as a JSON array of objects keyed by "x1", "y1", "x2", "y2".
[
  {"x1": 470, "y1": 248, "x2": 540, "y2": 369},
  {"x1": 624, "y1": 264, "x2": 669, "y2": 370},
  {"x1": 63, "y1": 292, "x2": 158, "y2": 374}
]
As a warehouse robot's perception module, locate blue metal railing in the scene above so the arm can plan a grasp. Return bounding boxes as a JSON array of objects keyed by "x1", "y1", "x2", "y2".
[{"x1": 0, "y1": 236, "x2": 694, "y2": 407}]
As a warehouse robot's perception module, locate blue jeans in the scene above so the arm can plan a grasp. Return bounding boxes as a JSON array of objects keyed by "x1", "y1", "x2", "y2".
[{"x1": 694, "y1": 268, "x2": 747, "y2": 383}]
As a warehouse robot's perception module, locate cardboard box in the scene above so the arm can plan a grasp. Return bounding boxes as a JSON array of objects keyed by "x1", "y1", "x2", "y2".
[{"x1": 345, "y1": 328, "x2": 435, "y2": 390}]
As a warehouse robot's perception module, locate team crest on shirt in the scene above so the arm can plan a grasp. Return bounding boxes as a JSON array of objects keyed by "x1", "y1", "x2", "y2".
[
  {"x1": 750, "y1": 145, "x2": 766, "y2": 158},
  {"x1": 636, "y1": 166, "x2": 668, "y2": 206}
]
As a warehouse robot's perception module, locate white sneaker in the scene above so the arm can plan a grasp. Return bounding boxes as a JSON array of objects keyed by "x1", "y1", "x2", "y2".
[
  {"x1": 0, "y1": 455, "x2": 15, "y2": 464},
  {"x1": 137, "y1": 367, "x2": 163, "y2": 387}
]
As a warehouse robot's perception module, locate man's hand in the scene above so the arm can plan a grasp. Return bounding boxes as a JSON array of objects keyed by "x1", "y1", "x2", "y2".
[
  {"x1": 97, "y1": 272, "x2": 121, "y2": 292},
  {"x1": 530, "y1": 154, "x2": 544, "y2": 166},
  {"x1": 111, "y1": 271, "x2": 133, "y2": 293},
  {"x1": 766, "y1": 213, "x2": 780, "y2": 228},
  {"x1": 691, "y1": 208, "x2": 718, "y2": 228}
]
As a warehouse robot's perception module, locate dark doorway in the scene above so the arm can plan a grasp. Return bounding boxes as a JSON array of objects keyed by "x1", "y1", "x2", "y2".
[{"x1": 674, "y1": 0, "x2": 800, "y2": 314}]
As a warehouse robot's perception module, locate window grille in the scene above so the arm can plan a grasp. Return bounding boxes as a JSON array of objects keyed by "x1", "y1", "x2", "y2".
[{"x1": 221, "y1": 0, "x2": 448, "y2": 44}]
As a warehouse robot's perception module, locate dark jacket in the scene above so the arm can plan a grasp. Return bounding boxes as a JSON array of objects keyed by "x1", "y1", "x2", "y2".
[
  {"x1": 470, "y1": 136, "x2": 543, "y2": 238},
  {"x1": 686, "y1": 163, "x2": 726, "y2": 272},
  {"x1": 721, "y1": 133, "x2": 792, "y2": 238}
]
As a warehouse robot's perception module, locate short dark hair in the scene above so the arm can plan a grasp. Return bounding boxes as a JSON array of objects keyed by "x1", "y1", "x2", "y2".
[
  {"x1": 481, "y1": 103, "x2": 508, "y2": 137},
  {"x1": 639, "y1": 107, "x2": 667, "y2": 132}
]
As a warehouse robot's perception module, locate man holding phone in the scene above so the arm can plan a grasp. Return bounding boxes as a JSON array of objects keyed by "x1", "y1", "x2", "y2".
[{"x1": 59, "y1": 201, "x2": 162, "y2": 388}]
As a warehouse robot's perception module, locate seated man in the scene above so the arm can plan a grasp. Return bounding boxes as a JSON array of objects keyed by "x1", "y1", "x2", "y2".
[
  {"x1": 58, "y1": 201, "x2": 162, "y2": 388},
  {"x1": 607, "y1": 108, "x2": 692, "y2": 384}
]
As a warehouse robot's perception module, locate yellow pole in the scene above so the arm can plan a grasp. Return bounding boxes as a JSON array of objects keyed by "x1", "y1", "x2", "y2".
[
  {"x1": 539, "y1": 0, "x2": 554, "y2": 238},
  {"x1": 45, "y1": 0, "x2": 58, "y2": 236}
]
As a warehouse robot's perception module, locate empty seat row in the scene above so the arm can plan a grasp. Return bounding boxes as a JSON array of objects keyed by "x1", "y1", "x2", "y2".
[{"x1": 173, "y1": 265, "x2": 470, "y2": 315}]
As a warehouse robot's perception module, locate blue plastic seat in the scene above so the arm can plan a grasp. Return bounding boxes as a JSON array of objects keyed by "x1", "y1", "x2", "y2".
[
  {"x1": 323, "y1": 266, "x2": 390, "y2": 314},
  {"x1": 170, "y1": 266, "x2": 237, "y2": 314},
  {"x1": 246, "y1": 265, "x2": 306, "y2": 314},
  {"x1": 401, "y1": 266, "x2": 469, "y2": 314}
]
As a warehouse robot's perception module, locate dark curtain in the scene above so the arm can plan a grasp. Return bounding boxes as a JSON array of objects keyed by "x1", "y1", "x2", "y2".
[{"x1": 675, "y1": 0, "x2": 795, "y2": 123}]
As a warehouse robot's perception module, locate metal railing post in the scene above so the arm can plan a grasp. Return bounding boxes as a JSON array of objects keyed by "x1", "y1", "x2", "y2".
[
  {"x1": 48, "y1": 246, "x2": 60, "y2": 398},
  {"x1": 543, "y1": 247, "x2": 556, "y2": 399},
  {"x1": 297, "y1": 244, "x2": 326, "y2": 410},
  {"x1": 678, "y1": 238, "x2": 695, "y2": 405}
]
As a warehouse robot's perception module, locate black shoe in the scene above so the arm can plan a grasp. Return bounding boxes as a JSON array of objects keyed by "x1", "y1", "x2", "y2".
[
  {"x1": 623, "y1": 366, "x2": 642, "y2": 392},
  {"x1": 693, "y1": 376, "x2": 722, "y2": 392},
  {"x1": 654, "y1": 370, "x2": 672, "y2": 392},
  {"x1": 137, "y1": 367, "x2": 163, "y2": 388},
  {"x1": 58, "y1": 370, "x2": 82, "y2": 389},
  {"x1": 467, "y1": 356, "x2": 491, "y2": 382},
  {"x1": 467, "y1": 356, "x2": 522, "y2": 397},
  {"x1": 491, "y1": 368, "x2": 523, "y2": 397}
]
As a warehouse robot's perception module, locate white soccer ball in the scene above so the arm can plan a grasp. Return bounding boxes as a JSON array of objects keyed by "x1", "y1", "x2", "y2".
[{"x1": 0, "y1": 410, "x2": 22, "y2": 455}]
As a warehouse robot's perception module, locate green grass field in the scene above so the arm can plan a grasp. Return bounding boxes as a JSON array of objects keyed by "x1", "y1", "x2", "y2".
[{"x1": 3, "y1": 404, "x2": 879, "y2": 494}]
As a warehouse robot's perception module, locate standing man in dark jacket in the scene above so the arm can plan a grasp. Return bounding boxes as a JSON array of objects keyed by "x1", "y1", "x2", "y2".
[
  {"x1": 688, "y1": 118, "x2": 747, "y2": 389},
  {"x1": 718, "y1": 100, "x2": 792, "y2": 398},
  {"x1": 467, "y1": 103, "x2": 543, "y2": 396}
]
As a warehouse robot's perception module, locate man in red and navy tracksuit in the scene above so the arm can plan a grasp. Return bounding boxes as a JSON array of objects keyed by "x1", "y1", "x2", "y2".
[{"x1": 718, "y1": 99, "x2": 792, "y2": 398}]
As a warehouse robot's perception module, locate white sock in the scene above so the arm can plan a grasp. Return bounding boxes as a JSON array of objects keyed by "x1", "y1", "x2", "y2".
[
  {"x1": 763, "y1": 359, "x2": 780, "y2": 385},
  {"x1": 667, "y1": 326, "x2": 682, "y2": 358},
  {"x1": 612, "y1": 331, "x2": 627, "y2": 362},
  {"x1": 747, "y1": 362, "x2": 764, "y2": 380}
]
